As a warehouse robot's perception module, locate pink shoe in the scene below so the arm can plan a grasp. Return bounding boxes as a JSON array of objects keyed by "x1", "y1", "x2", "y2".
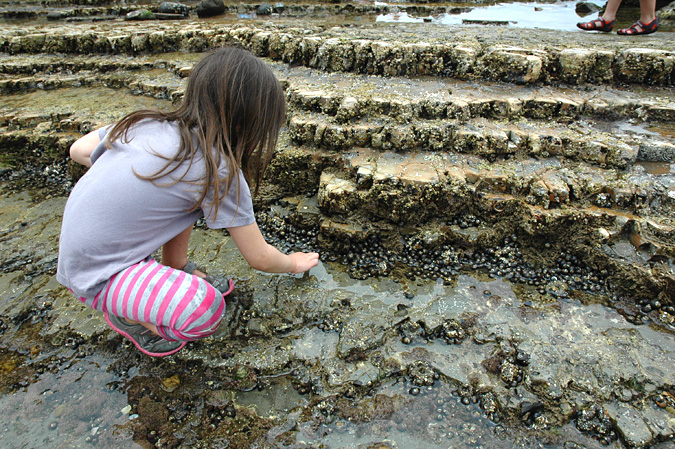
[{"x1": 104, "y1": 312, "x2": 186, "y2": 357}]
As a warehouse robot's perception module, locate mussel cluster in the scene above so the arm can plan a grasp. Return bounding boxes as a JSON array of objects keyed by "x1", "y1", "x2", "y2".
[
  {"x1": 574, "y1": 404, "x2": 619, "y2": 446},
  {"x1": 407, "y1": 360, "x2": 440, "y2": 389},
  {"x1": 637, "y1": 297, "x2": 675, "y2": 327},
  {"x1": 255, "y1": 211, "x2": 319, "y2": 254},
  {"x1": 1, "y1": 160, "x2": 72, "y2": 196},
  {"x1": 206, "y1": 403, "x2": 237, "y2": 429},
  {"x1": 254, "y1": 209, "x2": 612, "y2": 303},
  {"x1": 448, "y1": 214, "x2": 481, "y2": 229}
]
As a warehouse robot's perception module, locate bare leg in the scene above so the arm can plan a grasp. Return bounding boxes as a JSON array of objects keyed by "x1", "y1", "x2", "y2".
[
  {"x1": 161, "y1": 225, "x2": 206, "y2": 277},
  {"x1": 124, "y1": 318, "x2": 161, "y2": 335},
  {"x1": 600, "y1": 0, "x2": 623, "y2": 22},
  {"x1": 123, "y1": 224, "x2": 205, "y2": 336},
  {"x1": 638, "y1": 0, "x2": 656, "y2": 24}
]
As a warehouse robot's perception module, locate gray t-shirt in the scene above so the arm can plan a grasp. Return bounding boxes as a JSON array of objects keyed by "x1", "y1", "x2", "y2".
[{"x1": 57, "y1": 120, "x2": 255, "y2": 298}]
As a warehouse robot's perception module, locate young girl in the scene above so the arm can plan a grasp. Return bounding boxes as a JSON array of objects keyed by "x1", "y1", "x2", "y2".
[{"x1": 57, "y1": 47, "x2": 319, "y2": 357}]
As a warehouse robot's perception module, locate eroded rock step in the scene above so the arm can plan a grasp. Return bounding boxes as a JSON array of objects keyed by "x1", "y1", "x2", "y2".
[
  {"x1": 1, "y1": 18, "x2": 674, "y2": 86},
  {"x1": 2, "y1": 188, "x2": 673, "y2": 449},
  {"x1": 0, "y1": 0, "x2": 471, "y2": 21},
  {"x1": 1, "y1": 55, "x2": 674, "y2": 218},
  {"x1": 0, "y1": 29, "x2": 673, "y2": 323},
  {"x1": 3, "y1": 53, "x2": 675, "y2": 121}
]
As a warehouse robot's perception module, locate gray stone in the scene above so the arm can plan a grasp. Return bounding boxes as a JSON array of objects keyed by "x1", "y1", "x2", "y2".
[
  {"x1": 604, "y1": 403, "x2": 654, "y2": 448},
  {"x1": 558, "y1": 48, "x2": 595, "y2": 84},
  {"x1": 126, "y1": 9, "x2": 156, "y2": 21},
  {"x1": 524, "y1": 343, "x2": 568, "y2": 400},
  {"x1": 47, "y1": 10, "x2": 72, "y2": 21},
  {"x1": 616, "y1": 49, "x2": 675, "y2": 85},
  {"x1": 640, "y1": 403, "x2": 675, "y2": 440},
  {"x1": 155, "y1": 13, "x2": 188, "y2": 20},
  {"x1": 637, "y1": 141, "x2": 675, "y2": 162},
  {"x1": 575, "y1": 2, "x2": 601, "y2": 14},
  {"x1": 482, "y1": 49, "x2": 543, "y2": 84},
  {"x1": 659, "y1": 1, "x2": 675, "y2": 23},
  {"x1": 257, "y1": 3, "x2": 274, "y2": 15},
  {"x1": 337, "y1": 311, "x2": 389, "y2": 359},
  {"x1": 158, "y1": 2, "x2": 189, "y2": 16},
  {"x1": 196, "y1": 0, "x2": 225, "y2": 18}
]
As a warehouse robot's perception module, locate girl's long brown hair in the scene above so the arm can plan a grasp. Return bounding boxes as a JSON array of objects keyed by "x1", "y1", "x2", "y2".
[{"x1": 107, "y1": 47, "x2": 286, "y2": 219}]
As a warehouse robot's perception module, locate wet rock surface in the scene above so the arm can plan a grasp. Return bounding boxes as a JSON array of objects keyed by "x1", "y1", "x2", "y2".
[{"x1": 1, "y1": 1, "x2": 675, "y2": 448}]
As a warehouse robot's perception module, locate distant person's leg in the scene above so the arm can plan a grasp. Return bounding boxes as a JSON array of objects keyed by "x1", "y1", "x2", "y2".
[
  {"x1": 617, "y1": 0, "x2": 658, "y2": 34},
  {"x1": 577, "y1": 0, "x2": 621, "y2": 32}
]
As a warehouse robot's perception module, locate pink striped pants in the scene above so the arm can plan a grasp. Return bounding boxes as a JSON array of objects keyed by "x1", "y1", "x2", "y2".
[{"x1": 76, "y1": 259, "x2": 228, "y2": 341}]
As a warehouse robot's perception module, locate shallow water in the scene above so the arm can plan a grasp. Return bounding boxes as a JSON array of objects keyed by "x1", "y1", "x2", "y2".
[
  {"x1": 0, "y1": 86, "x2": 170, "y2": 127},
  {"x1": 378, "y1": 1, "x2": 583, "y2": 31},
  {"x1": 638, "y1": 161, "x2": 674, "y2": 175},
  {"x1": 3, "y1": 0, "x2": 673, "y2": 33},
  {"x1": 1, "y1": 188, "x2": 674, "y2": 448},
  {"x1": 0, "y1": 350, "x2": 140, "y2": 448},
  {"x1": 377, "y1": 1, "x2": 674, "y2": 32}
]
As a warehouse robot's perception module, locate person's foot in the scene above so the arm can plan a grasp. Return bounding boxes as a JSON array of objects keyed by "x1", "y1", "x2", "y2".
[
  {"x1": 104, "y1": 312, "x2": 185, "y2": 357},
  {"x1": 617, "y1": 18, "x2": 658, "y2": 35},
  {"x1": 182, "y1": 260, "x2": 207, "y2": 278},
  {"x1": 182, "y1": 261, "x2": 234, "y2": 296},
  {"x1": 577, "y1": 17, "x2": 615, "y2": 32}
]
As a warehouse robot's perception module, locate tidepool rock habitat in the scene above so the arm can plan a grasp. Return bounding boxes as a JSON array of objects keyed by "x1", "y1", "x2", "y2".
[{"x1": 1, "y1": 0, "x2": 674, "y2": 448}]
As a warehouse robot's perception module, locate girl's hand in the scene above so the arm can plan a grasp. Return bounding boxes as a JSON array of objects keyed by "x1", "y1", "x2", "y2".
[
  {"x1": 288, "y1": 252, "x2": 320, "y2": 273},
  {"x1": 229, "y1": 223, "x2": 319, "y2": 274}
]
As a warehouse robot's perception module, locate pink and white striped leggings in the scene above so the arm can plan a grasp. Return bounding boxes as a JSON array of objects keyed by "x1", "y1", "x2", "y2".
[{"x1": 75, "y1": 259, "x2": 230, "y2": 341}]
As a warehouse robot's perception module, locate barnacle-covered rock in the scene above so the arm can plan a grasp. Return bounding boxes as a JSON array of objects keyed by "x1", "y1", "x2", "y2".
[
  {"x1": 615, "y1": 49, "x2": 675, "y2": 85},
  {"x1": 407, "y1": 360, "x2": 438, "y2": 387}
]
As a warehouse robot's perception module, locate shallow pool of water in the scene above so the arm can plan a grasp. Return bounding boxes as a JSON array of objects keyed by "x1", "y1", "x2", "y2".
[
  {"x1": 377, "y1": 1, "x2": 673, "y2": 32},
  {"x1": 0, "y1": 350, "x2": 140, "y2": 448},
  {"x1": 378, "y1": 1, "x2": 578, "y2": 31},
  {"x1": 0, "y1": 185, "x2": 674, "y2": 448}
]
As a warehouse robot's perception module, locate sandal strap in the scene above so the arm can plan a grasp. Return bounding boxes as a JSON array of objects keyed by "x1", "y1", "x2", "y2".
[
  {"x1": 182, "y1": 260, "x2": 199, "y2": 274},
  {"x1": 625, "y1": 21, "x2": 644, "y2": 34},
  {"x1": 582, "y1": 19, "x2": 603, "y2": 29}
]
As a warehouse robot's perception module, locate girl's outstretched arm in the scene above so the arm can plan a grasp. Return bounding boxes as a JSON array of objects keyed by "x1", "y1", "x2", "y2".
[
  {"x1": 228, "y1": 223, "x2": 319, "y2": 273},
  {"x1": 70, "y1": 130, "x2": 101, "y2": 167}
]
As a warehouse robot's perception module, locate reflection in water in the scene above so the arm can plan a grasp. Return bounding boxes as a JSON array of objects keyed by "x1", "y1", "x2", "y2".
[{"x1": 637, "y1": 161, "x2": 674, "y2": 175}]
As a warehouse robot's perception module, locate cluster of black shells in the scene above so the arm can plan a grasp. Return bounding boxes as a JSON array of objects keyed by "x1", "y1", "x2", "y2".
[
  {"x1": 255, "y1": 209, "x2": 610, "y2": 302},
  {"x1": 637, "y1": 297, "x2": 675, "y2": 324},
  {"x1": 574, "y1": 404, "x2": 619, "y2": 446},
  {"x1": 206, "y1": 403, "x2": 237, "y2": 429},
  {"x1": 255, "y1": 211, "x2": 319, "y2": 255},
  {"x1": 0, "y1": 160, "x2": 73, "y2": 196}
]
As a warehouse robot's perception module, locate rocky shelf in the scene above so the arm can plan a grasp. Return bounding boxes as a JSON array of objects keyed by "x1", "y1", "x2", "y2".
[{"x1": 0, "y1": 1, "x2": 674, "y2": 449}]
